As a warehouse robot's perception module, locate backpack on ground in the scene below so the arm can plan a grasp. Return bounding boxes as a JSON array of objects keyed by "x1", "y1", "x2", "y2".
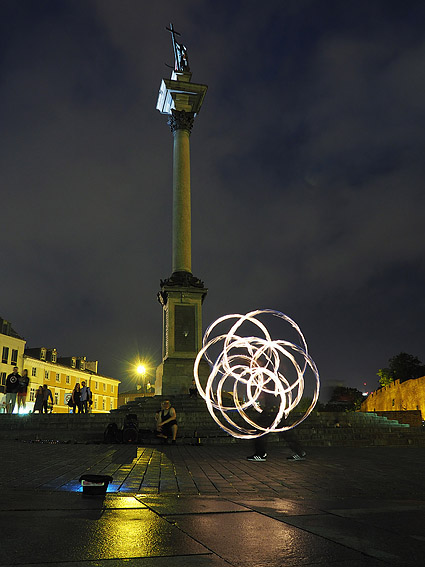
[
  {"x1": 104, "y1": 422, "x2": 121, "y2": 444},
  {"x1": 122, "y1": 413, "x2": 139, "y2": 444}
]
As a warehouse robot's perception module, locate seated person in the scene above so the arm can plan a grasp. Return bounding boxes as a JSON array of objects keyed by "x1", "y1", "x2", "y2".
[
  {"x1": 156, "y1": 400, "x2": 178, "y2": 444},
  {"x1": 189, "y1": 378, "x2": 198, "y2": 398}
]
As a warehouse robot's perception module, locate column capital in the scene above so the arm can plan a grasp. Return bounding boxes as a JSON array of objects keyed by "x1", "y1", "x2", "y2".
[{"x1": 167, "y1": 109, "x2": 195, "y2": 133}]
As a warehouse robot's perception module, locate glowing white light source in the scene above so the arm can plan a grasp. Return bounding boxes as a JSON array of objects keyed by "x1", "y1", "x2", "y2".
[{"x1": 193, "y1": 310, "x2": 320, "y2": 439}]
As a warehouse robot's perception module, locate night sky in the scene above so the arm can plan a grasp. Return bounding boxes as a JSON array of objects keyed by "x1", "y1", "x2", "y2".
[{"x1": 2, "y1": 1, "x2": 424, "y2": 395}]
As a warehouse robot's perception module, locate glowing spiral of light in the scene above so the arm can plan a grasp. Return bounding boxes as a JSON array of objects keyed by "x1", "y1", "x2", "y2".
[{"x1": 193, "y1": 310, "x2": 320, "y2": 439}]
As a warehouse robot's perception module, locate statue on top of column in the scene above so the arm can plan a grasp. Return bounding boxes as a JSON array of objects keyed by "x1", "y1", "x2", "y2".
[{"x1": 166, "y1": 23, "x2": 190, "y2": 72}]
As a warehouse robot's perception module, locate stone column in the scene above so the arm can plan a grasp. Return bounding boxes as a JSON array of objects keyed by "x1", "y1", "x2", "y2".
[
  {"x1": 156, "y1": 68, "x2": 208, "y2": 395},
  {"x1": 168, "y1": 109, "x2": 194, "y2": 275}
]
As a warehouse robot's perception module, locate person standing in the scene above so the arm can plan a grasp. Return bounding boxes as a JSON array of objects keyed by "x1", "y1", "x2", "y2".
[
  {"x1": 17, "y1": 369, "x2": 30, "y2": 412},
  {"x1": 246, "y1": 387, "x2": 306, "y2": 462},
  {"x1": 42, "y1": 384, "x2": 54, "y2": 414},
  {"x1": 5, "y1": 367, "x2": 21, "y2": 413},
  {"x1": 33, "y1": 386, "x2": 44, "y2": 413},
  {"x1": 80, "y1": 381, "x2": 92, "y2": 413},
  {"x1": 71, "y1": 383, "x2": 81, "y2": 413}
]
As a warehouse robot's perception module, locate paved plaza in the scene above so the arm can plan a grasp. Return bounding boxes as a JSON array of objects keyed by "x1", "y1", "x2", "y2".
[{"x1": 1, "y1": 440, "x2": 425, "y2": 566}]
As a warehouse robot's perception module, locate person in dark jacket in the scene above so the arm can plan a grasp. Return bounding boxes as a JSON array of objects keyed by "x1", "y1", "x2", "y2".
[
  {"x1": 80, "y1": 381, "x2": 92, "y2": 413},
  {"x1": 42, "y1": 384, "x2": 54, "y2": 414},
  {"x1": 33, "y1": 386, "x2": 44, "y2": 413},
  {"x1": 5, "y1": 367, "x2": 20, "y2": 413},
  {"x1": 246, "y1": 380, "x2": 306, "y2": 462},
  {"x1": 71, "y1": 383, "x2": 81, "y2": 413},
  {"x1": 17, "y1": 369, "x2": 30, "y2": 412}
]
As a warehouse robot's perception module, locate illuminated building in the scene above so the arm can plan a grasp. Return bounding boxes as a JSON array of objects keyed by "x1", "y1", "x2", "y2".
[
  {"x1": 0, "y1": 318, "x2": 25, "y2": 405},
  {"x1": 1, "y1": 317, "x2": 120, "y2": 413}
]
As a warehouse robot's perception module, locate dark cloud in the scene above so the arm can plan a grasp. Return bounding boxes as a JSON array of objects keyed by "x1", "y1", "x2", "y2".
[{"x1": 1, "y1": 0, "x2": 424, "y2": 394}]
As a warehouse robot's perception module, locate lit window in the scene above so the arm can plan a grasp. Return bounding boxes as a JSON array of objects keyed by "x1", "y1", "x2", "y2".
[
  {"x1": 2, "y1": 347, "x2": 9, "y2": 364},
  {"x1": 45, "y1": 370, "x2": 49, "y2": 380},
  {"x1": 11, "y1": 349, "x2": 18, "y2": 365},
  {"x1": 56, "y1": 373, "x2": 60, "y2": 382},
  {"x1": 66, "y1": 375, "x2": 70, "y2": 384},
  {"x1": 31, "y1": 367, "x2": 37, "y2": 377},
  {"x1": 29, "y1": 388, "x2": 36, "y2": 402},
  {"x1": 51, "y1": 352, "x2": 57, "y2": 363}
]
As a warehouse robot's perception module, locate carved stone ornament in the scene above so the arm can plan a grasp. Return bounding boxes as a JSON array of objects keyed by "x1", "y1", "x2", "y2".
[
  {"x1": 167, "y1": 109, "x2": 195, "y2": 133},
  {"x1": 160, "y1": 270, "x2": 205, "y2": 289}
]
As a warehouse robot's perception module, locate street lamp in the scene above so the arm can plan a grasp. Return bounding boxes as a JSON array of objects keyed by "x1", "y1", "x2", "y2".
[{"x1": 136, "y1": 364, "x2": 146, "y2": 394}]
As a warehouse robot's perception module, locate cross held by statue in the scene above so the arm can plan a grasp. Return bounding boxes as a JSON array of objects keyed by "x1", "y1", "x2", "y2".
[{"x1": 166, "y1": 22, "x2": 190, "y2": 72}]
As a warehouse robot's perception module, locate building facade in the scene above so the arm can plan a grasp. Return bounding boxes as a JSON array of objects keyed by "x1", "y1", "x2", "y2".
[
  {"x1": 0, "y1": 318, "x2": 25, "y2": 399},
  {"x1": 1, "y1": 317, "x2": 120, "y2": 413}
]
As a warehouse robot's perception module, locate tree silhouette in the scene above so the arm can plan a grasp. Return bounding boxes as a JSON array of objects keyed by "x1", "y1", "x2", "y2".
[{"x1": 377, "y1": 352, "x2": 425, "y2": 387}]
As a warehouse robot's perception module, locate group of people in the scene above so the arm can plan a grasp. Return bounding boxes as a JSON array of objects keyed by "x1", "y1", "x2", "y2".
[
  {"x1": 68, "y1": 381, "x2": 92, "y2": 413},
  {"x1": 3, "y1": 367, "x2": 93, "y2": 415},
  {"x1": 4, "y1": 367, "x2": 53, "y2": 415},
  {"x1": 33, "y1": 384, "x2": 54, "y2": 414},
  {"x1": 4, "y1": 367, "x2": 30, "y2": 413}
]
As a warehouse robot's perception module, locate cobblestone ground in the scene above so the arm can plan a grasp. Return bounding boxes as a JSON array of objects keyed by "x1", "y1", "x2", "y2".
[{"x1": 2, "y1": 440, "x2": 425, "y2": 499}]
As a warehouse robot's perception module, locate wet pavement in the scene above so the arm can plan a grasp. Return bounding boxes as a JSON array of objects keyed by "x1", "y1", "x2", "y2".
[{"x1": 1, "y1": 440, "x2": 425, "y2": 566}]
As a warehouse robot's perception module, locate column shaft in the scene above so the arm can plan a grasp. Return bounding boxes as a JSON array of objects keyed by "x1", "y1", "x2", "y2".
[{"x1": 172, "y1": 128, "x2": 191, "y2": 273}]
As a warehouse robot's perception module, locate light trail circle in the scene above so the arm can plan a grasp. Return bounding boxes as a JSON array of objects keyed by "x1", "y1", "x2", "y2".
[{"x1": 193, "y1": 310, "x2": 320, "y2": 439}]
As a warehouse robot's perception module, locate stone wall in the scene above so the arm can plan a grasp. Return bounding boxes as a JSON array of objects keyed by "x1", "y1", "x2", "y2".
[
  {"x1": 361, "y1": 376, "x2": 425, "y2": 420},
  {"x1": 373, "y1": 410, "x2": 422, "y2": 428}
]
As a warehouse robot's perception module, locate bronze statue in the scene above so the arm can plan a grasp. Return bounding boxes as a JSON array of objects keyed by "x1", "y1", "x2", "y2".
[{"x1": 166, "y1": 23, "x2": 190, "y2": 72}]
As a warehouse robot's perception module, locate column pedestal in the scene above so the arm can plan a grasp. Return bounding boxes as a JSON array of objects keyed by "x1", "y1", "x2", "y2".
[{"x1": 156, "y1": 273, "x2": 209, "y2": 395}]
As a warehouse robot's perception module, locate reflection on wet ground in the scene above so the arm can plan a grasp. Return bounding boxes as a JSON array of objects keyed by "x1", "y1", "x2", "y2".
[{"x1": 1, "y1": 443, "x2": 425, "y2": 565}]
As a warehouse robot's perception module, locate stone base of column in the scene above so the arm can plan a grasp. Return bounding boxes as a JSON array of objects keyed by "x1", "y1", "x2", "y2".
[
  {"x1": 155, "y1": 358, "x2": 210, "y2": 396},
  {"x1": 156, "y1": 272, "x2": 208, "y2": 396},
  {"x1": 155, "y1": 357, "x2": 210, "y2": 396}
]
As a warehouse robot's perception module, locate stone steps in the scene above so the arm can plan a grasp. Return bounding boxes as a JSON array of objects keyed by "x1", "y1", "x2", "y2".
[{"x1": 1, "y1": 402, "x2": 424, "y2": 446}]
